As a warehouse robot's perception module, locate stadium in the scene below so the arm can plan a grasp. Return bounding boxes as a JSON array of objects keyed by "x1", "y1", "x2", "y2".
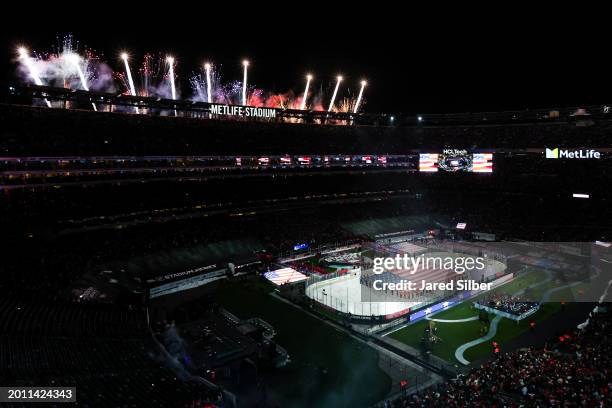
[{"x1": 1, "y1": 24, "x2": 611, "y2": 408}]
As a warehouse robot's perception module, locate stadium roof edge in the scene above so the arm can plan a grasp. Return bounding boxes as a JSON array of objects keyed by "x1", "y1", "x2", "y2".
[{"x1": 5, "y1": 84, "x2": 612, "y2": 128}]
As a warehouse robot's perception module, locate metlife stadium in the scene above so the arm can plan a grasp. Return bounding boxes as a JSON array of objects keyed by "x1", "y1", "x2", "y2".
[{"x1": 1, "y1": 22, "x2": 611, "y2": 408}]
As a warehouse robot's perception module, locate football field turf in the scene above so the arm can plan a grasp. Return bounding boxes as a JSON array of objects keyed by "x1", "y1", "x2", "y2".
[
  {"x1": 212, "y1": 280, "x2": 392, "y2": 407},
  {"x1": 387, "y1": 269, "x2": 567, "y2": 364}
]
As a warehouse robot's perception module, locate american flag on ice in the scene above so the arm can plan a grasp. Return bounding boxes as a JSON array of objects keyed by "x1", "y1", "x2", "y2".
[{"x1": 264, "y1": 268, "x2": 308, "y2": 286}]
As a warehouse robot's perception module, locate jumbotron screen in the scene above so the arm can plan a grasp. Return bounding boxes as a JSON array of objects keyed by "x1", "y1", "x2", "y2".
[{"x1": 419, "y1": 150, "x2": 493, "y2": 173}]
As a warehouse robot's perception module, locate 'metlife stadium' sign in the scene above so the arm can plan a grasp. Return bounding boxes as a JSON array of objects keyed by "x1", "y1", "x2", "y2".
[{"x1": 210, "y1": 104, "x2": 276, "y2": 118}]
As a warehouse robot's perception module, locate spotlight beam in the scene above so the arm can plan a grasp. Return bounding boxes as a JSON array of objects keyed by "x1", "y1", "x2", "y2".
[
  {"x1": 167, "y1": 56, "x2": 177, "y2": 116},
  {"x1": 166, "y1": 56, "x2": 177, "y2": 100},
  {"x1": 204, "y1": 63, "x2": 212, "y2": 103},
  {"x1": 121, "y1": 53, "x2": 138, "y2": 113},
  {"x1": 17, "y1": 47, "x2": 51, "y2": 107},
  {"x1": 68, "y1": 54, "x2": 97, "y2": 111},
  {"x1": 121, "y1": 54, "x2": 137, "y2": 96},
  {"x1": 300, "y1": 74, "x2": 312, "y2": 110},
  {"x1": 353, "y1": 80, "x2": 367, "y2": 113},
  {"x1": 328, "y1": 75, "x2": 343, "y2": 112},
  {"x1": 242, "y1": 60, "x2": 249, "y2": 106}
]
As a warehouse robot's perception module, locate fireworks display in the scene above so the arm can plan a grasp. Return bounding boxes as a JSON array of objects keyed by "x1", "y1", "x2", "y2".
[
  {"x1": 328, "y1": 75, "x2": 343, "y2": 112},
  {"x1": 65, "y1": 52, "x2": 97, "y2": 111},
  {"x1": 166, "y1": 56, "x2": 177, "y2": 101},
  {"x1": 354, "y1": 80, "x2": 367, "y2": 113},
  {"x1": 300, "y1": 74, "x2": 312, "y2": 110},
  {"x1": 121, "y1": 53, "x2": 137, "y2": 97},
  {"x1": 17, "y1": 47, "x2": 51, "y2": 107},
  {"x1": 14, "y1": 35, "x2": 368, "y2": 113},
  {"x1": 204, "y1": 63, "x2": 212, "y2": 103},
  {"x1": 242, "y1": 60, "x2": 249, "y2": 106},
  {"x1": 121, "y1": 53, "x2": 139, "y2": 113}
]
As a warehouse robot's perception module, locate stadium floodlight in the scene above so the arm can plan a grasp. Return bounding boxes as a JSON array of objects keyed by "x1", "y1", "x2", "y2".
[
  {"x1": 121, "y1": 52, "x2": 138, "y2": 113},
  {"x1": 353, "y1": 80, "x2": 367, "y2": 113},
  {"x1": 242, "y1": 59, "x2": 249, "y2": 105},
  {"x1": 204, "y1": 63, "x2": 212, "y2": 103},
  {"x1": 67, "y1": 53, "x2": 97, "y2": 111},
  {"x1": 328, "y1": 75, "x2": 343, "y2": 112},
  {"x1": 300, "y1": 74, "x2": 313, "y2": 110},
  {"x1": 17, "y1": 47, "x2": 51, "y2": 108}
]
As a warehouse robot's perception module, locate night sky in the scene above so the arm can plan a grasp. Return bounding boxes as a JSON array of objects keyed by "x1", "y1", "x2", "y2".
[{"x1": 1, "y1": 9, "x2": 610, "y2": 114}]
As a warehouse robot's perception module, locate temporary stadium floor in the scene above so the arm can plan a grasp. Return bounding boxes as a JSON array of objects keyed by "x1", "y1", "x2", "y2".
[
  {"x1": 387, "y1": 269, "x2": 569, "y2": 365},
  {"x1": 211, "y1": 279, "x2": 392, "y2": 408}
]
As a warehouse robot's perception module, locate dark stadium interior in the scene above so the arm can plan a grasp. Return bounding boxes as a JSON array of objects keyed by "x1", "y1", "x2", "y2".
[
  {"x1": 2, "y1": 96, "x2": 611, "y2": 406},
  {"x1": 1, "y1": 20, "x2": 612, "y2": 408}
]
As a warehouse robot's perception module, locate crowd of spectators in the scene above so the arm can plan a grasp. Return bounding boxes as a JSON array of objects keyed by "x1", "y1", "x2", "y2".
[
  {"x1": 386, "y1": 307, "x2": 611, "y2": 407},
  {"x1": 478, "y1": 293, "x2": 539, "y2": 316}
]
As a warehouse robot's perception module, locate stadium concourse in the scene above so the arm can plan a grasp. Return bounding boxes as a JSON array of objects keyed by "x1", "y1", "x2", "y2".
[{"x1": 1, "y1": 89, "x2": 611, "y2": 407}]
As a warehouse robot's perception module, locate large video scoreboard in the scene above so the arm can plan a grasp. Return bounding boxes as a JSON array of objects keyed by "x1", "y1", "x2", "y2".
[{"x1": 419, "y1": 149, "x2": 493, "y2": 173}]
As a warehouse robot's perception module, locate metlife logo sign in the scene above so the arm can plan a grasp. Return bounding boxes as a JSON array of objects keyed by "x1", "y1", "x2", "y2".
[{"x1": 545, "y1": 148, "x2": 601, "y2": 159}]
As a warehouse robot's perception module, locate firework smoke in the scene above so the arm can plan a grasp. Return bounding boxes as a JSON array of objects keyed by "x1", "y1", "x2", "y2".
[
  {"x1": 15, "y1": 35, "x2": 115, "y2": 93},
  {"x1": 15, "y1": 35, "x2": 368, "y2": 115},
  {"x1": 17, "y1": 47, "x2": 51, "y2": 107}
]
